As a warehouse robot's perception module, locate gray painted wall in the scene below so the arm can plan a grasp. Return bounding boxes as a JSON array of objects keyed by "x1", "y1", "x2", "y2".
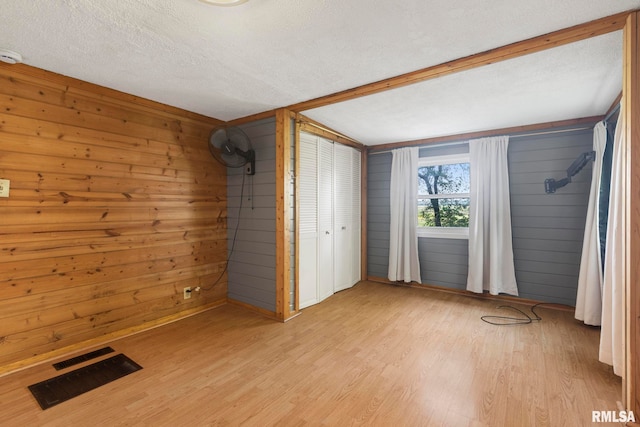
[
  {"x1": 510, "y1": 129, "x2": 592, "y2": 305},
  {"x1": 367, "y1": 152, "x2": 392, "y2": 278},
  {"x1": 227, "y1": 118, "x2": 277, "y2": 312},
  {"x1": 367, "y1": 127, "x2": 594, "y2": 306}
]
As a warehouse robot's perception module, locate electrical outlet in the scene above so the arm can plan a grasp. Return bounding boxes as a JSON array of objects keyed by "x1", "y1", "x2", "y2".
[
  {"x1": 183, "y1": 287, "x2": 191, "y2": 300},
  {"x1": 0, "y1": 179, "x2": 9, "y2": 198}
]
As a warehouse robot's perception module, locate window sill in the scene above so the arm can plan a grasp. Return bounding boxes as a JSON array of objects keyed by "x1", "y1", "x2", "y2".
[{"x1": 417, "y1": 227, "x2": 469, "y2": 240}]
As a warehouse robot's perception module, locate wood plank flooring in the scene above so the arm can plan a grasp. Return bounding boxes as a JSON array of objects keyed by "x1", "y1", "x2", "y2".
[{"x1": 0, "y1": 282, "x2": 621, "y2": 426}]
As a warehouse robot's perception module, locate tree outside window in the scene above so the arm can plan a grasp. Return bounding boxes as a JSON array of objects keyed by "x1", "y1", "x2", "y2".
[{"x1": 417, "y1": 158, "x2": 470, "y2": 229}]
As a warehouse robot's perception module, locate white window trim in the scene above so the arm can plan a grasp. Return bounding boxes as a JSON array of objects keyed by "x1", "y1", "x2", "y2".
[
  {"x1": 417, "y1": 226, "x2": 469, "y2": 239},
  {"x1": 417, "y1": 151, "x2": 470, "y2": 240},
  {"x1": 418, "y1": 153, "x2": 469, "y2": 168}
]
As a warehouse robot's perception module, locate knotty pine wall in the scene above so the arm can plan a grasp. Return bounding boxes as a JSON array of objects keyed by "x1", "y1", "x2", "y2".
[{"x1": 0, "y1": 64, "x2": 228, "y2": 370}]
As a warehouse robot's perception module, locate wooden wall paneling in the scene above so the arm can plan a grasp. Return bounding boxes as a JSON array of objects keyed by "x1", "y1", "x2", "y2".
[
  {"x1": 294, "y1": 115, "x2": 302, "y2": 312},
  {"x1": 275, "y1": 108, "x2": 292, "y2": 321},
  {"x1": 0, "y1": 111, "x2": 215, "y2": 162},
  {"x1": 288, "y1": 113, "x2": 297, "y2": 316},
  {"x1": 624, "y1": 10, "x2": 640, "y2": 418},
  {"x1": 0, "y1": 63, "x2": 227, "y2": 374},
  {"x1": 0, "y1": 71, "x2": 211, "y2": 140},
  {"x1": 0, "y1": 132, "x2": 215, "y2": 177},
  {"x1": 0, "y1": 137, "x2": 214, "y2": 182},
  {"x1": 0, "y1": 64, "x2": 224, "y2": 128},
  {"x1": 0, "y1": 92, "x2": 204, "y2": 146},
  {"x1": 0, "y1": 172, "x2": 225, "y2": 203},
  {"x1": 1, "y1": 297, "x2": 226, "y2": 376},
  {"x1": 1, "y1": 248, "x2": 226, "y2": 304},
  {"x1": 0, "y1": 270, "x2": 227, "y2": 365}
]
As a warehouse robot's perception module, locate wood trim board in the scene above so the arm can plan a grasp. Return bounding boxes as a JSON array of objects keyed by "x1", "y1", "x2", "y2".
[
  {"x1": 275, "y1": 108, "x2": 293, "y2": 321},
  {"x1": 297, "y1": 114, "x2": 364, "y2": 150},
  {"x1": 366, "y1": 276, "x2": 575, "y2": 312},
  {"x1": 369, "y1": 116, "x2": 604, "y2": 152},
  {"x1": 624, "y1": 10, "x2": 640, "y2": 417},
  {"x1": 294, "y1": 117, "x2": 302, "y2": 313}
]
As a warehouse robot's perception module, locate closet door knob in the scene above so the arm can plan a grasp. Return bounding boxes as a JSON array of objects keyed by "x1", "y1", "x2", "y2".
[
  {"x1": 325, "y1": 231, "x2": 330, "y2": 235},
  {"x1": 341, "y1": 226, "x2": 346, "y2": 230}
]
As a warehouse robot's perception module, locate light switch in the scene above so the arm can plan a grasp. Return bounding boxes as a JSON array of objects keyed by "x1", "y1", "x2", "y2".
[{"x1": 0, "y1": 179, "x2": 10, "y2": 197}]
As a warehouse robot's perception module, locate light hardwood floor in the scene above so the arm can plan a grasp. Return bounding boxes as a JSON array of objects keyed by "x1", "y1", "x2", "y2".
[{"x1": 0, "y1": 282, "x2": 621, "y2": 426}]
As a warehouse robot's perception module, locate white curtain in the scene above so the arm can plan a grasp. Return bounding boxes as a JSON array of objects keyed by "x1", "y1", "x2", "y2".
[
  {"x1": 575, "y1": 122, "x2": 607, "y2": 326},
  {"x1": 600, "y1": 103, "x2": 625, "y2": 377},
  {"x1": 388, "y1": 147, "x2": 422, "y2": 283},
  {"x1": 466, "y1": 136, "x2": 518, "y2": 296}
]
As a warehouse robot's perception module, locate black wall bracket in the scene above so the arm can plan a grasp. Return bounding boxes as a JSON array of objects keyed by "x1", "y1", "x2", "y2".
[{"x1": 544, "y1": 150, "x2": 596, "y2": 194}]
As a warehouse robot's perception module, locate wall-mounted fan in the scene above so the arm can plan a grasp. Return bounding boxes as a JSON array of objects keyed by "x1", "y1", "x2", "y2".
[{"x1": 208, "y1": 126, "x2": 256, "y2": 175}]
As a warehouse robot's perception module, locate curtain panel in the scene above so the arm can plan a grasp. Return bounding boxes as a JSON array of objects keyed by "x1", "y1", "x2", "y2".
[
  {"x1": 388, "y1": 147, "x2": 422, "y2": 283},
  {"x1": 466, "y1": 136, "x2": 518, "y2": 296},
  {"x1": 600, "y1": 103, "x2": 626, "y2": 377},
  {"x1": 575, "y1": 121, "x2": 607, "y2": 326}
]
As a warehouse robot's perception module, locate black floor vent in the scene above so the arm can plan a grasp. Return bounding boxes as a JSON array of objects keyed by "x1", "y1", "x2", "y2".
[
  {"x1": 52, "y1": 346, "x2": 115, "y2": 370},
  {"x1": 28, "y1": 353, "x2": 142, "y2": 410}
]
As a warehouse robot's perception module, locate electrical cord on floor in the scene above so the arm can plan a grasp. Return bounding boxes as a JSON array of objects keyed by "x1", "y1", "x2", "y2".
[
  {"x1": 199, "y1": 172, "x2": 246, "y2": 292},
  {"x1": 480, "y1": 303, "x2": 546, "y2": 325}
]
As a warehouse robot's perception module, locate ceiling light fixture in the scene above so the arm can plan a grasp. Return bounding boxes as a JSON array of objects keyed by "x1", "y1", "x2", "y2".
[
  {"x1": 0, "y1": 49, "x2": 22, "y2": 64},
  {"x1": 199, "y1": 0, "x2": 248, "y2": 6}
]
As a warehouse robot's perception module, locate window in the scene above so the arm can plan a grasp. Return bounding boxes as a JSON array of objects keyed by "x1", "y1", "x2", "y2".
[{"x1": 417, "y1": 153, "x2": 470, "y2": 239}]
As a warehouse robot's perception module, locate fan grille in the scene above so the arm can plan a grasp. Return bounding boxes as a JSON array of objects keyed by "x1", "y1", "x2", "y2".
[{"x1": 208, "y1": 127, "x2": 255, "y2": 173}]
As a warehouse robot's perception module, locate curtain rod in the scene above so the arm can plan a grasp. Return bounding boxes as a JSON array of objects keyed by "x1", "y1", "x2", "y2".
[
  {"x1": 298, "y1": 120, "x2": 359, "y2": 144},
  {"x1": 511, "y1": 126, "x2": 592, "y2": 138},
  {"x1": 368, "y1": 126, "x2": 593, "y2": 155}
]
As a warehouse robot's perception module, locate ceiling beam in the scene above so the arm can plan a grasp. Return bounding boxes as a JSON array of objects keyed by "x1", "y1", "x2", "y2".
[
  {"x1": 296, "y1": 113, "x2": 364, "y2": 150},
  {"x1": 288, "y1": 11, "x2": 631, "y2": 113},
  {"x1": 368, "y1": 116, "x2": 604, "y2": 152}
]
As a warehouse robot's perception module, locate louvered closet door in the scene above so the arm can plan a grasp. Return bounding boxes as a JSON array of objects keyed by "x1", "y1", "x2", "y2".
[
  {"x1": 298, "y1": 133, "x2": 361, "y2": 308},
  {"x1": 317, "y1": 137, "x2": 335, "y2": 302},
  {"x1": 333, "y1": 143, "x2": 354, "y2": 292},
  {"x1": 298, "y1": 133, "x2": 319, "y2": 309},
  {"x1": 350, "y1": 148, "x2": 362, "y2": 286}
]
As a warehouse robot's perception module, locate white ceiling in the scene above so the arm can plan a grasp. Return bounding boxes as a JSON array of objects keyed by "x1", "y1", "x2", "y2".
[
  {"x1": 1, "y1": 0, "x2": 639, "y2": 145},
  {"x1": 305, "y1": 32, "x2": 623, "y2": 145}
]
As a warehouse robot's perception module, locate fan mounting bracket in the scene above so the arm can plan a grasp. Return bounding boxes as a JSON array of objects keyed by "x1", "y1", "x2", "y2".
[{"x1": 245, "y1": 150, "x2": 256, "y2": 175}]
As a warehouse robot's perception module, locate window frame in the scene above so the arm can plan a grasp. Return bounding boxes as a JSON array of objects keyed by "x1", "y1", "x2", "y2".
[{"x1": 416, "y1": 152, "x2": 470, "y2": 239}]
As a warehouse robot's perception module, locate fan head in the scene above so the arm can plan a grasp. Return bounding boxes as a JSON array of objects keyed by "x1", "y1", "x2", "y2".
[{"x1": 208, "y1": 126, "x2": 255, "y2": 175}]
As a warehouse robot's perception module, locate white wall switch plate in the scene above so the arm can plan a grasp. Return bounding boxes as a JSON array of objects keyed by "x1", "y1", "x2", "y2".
[{"x1": 0, "y1": 179, "x2": 9, "y2": 198}]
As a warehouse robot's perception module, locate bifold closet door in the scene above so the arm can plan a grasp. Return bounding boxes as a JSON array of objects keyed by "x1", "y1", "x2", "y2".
[
  {"x1": 333, "y1": 143, "x2": 355, "y2": 292},
  {"x1": 317, "y1": 137, "x2": 334, "y2": 302},
  {"x1": 298, "y1": 132, "x2": 361, "y2": 309},
  {"x1": 298, "y1": 133, "x2": 318, "y2": 309},
  {"x1": 350, "y1": 148, "x2": 361, "y2": 287}
]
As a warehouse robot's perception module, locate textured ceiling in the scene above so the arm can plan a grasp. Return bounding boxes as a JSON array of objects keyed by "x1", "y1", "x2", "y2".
[
  {"x1": 1, "y1": 0, "x2": 639, "y2": 145},
  {"x1": 304, "y1": 31, "x2": 623, "y2": 145}
]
